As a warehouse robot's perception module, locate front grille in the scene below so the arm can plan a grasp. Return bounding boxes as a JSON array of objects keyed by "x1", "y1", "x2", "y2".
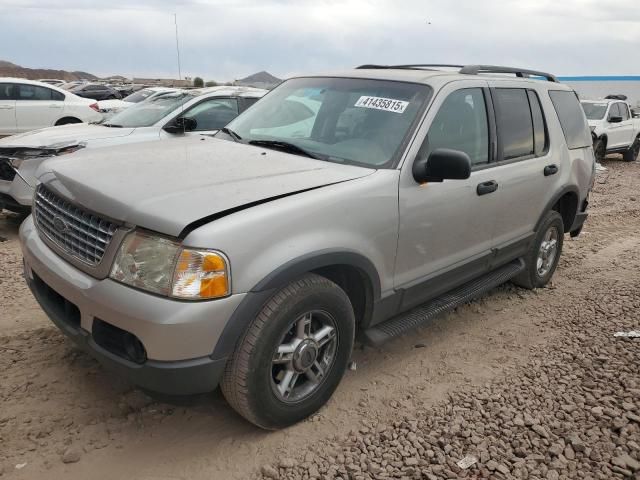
[
  {"x1": 34, "y1": 185, "x2": 118, "y2": 266},
  {"x1": 0, "y1": 159, "x2": 16, "y2": 181}
]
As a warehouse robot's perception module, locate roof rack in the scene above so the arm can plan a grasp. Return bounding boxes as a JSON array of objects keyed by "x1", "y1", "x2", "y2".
[{"x1": 355, "y1": 64, "x2": 558, "y2": 83}]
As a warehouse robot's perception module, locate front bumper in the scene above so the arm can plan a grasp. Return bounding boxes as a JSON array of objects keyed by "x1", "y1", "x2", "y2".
[
  {"x1": 20, "y1": 216, "x2": 246, "y2": 395},
  {"x1": 0, "y1": 175, "x2": 33, "y2": 212}
]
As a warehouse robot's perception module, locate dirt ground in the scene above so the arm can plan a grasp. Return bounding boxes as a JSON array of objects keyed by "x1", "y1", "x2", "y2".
[{"x1": 0, "y1": 157, "x2": 638, "y2": 479}]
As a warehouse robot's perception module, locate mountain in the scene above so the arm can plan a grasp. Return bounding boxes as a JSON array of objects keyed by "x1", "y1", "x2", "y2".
[
  {"x1": 236, "y1": 71, "x2": 281, "y2": 87},
  {"x1": 0, "y1": 60, "x2": 97, "y2": 81}
]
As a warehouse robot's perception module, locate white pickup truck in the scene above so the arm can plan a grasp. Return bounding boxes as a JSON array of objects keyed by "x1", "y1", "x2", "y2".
[{"x1": 580, "y1": 96, "x2": 640, "y2": 162}]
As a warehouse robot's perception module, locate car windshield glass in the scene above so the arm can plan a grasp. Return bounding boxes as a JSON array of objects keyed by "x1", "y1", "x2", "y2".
[
  {"x1": 103, "y1": 91, "x2": 198, "y2": 127},
  {"x1": 123, "y1": 89, "x2": 158, "y2": 103},
  {"x1": 224, "y1": 77, "x2": 432, "y2": 168},
  {"x1": 581, "y1": 102, "x2": 608, "y2": 120}
]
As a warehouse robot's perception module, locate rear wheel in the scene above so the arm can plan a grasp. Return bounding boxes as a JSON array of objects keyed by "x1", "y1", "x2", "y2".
[
  {"x1": 623, "y1": 136, "x2": 640, "y2": 162},
  {"x1": 221, "y1": 273, "x2": 355, "y2": 429},
  {"x1": 512, "y1": 210, "x2": 564, "y2": 290},
  {"x1": 55, "y1": 117, "x2": 81, "y2": 126}
]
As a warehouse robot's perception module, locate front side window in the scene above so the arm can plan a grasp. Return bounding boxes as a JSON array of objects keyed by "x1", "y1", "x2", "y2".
[
  {"x1": 0, "y1": 84, "x2": 13, "y2": 100},
  {"x1": 420, "y1": 88, "x2": 489, "y2": 166},
  {"x1": 581, "y1": 102, "x2": 608, "y2": 120},
  {"x1": 619, "y1": 103, "x2": 630, "y2": 120},
  {"x1": 182, "y1": 98, "x2": 239, "y2": 131},
  {"x1": 224, "y1": 77, "x2": 432, "y2": 168},
  {"x1": 608, "y1": 103, "x2": 621, "y2": 119},
  {"x1": 494, "y1": 88, "x2": 534, "y2": 160},
  {"x1": 102, "y1": 91, "x2": 199, "y2": 127}
]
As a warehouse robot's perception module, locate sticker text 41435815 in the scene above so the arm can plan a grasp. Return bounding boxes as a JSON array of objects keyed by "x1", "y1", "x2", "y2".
[{"x1": 354, "y1": 96, "x2": 409, "y2": 114}]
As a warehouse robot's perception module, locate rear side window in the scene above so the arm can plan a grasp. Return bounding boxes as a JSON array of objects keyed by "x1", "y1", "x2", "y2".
[
  {"x1": 16, "y1": 84, "x2": 64, "y2": 101},
  {"x1": 528, "y1": 91, "x2": 548, "y2": 155},
  {"x1": 548, "y1": 90, "x2": 591, "y2": 149},
  {"x1": 494, "y1": 89, "x2": 534, "y2": 160}
]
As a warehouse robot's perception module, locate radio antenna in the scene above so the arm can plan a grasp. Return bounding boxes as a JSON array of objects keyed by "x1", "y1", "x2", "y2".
[{"x1": 174, "y1": 13, "x2": 182, "y2": 82}]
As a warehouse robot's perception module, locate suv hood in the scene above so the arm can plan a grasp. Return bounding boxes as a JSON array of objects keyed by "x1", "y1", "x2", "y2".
[
  {"x1": 0, "y1": 124, "x2": 134, "y2": 149},
  {"x1": 40, "y1": 137, "x2": 374, "y2": 237}
]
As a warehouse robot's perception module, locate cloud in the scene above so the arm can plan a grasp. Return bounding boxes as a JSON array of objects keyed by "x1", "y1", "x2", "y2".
[{"x1": 1, "y1": 0, "x2": 639, "y2": 81}]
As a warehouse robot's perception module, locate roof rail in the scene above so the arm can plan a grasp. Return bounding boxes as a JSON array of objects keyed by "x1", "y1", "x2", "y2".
[{"x1": 355, "y1": 63, "x2": 558, "y2": 82}]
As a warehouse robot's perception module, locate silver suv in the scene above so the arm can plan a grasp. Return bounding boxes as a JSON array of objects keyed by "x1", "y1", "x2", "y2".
[{"x1": 20, "y1": 64, "x2": 595, "y2": 429}]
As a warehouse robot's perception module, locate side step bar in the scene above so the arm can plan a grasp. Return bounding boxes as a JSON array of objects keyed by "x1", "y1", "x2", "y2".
[{"x1": 362, "y1": 259, "x2": 525, "y2": 346}]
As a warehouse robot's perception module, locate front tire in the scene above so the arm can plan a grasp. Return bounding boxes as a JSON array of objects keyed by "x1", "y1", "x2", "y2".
[
  {"x1": 623, "y1": 136, "x2": 640, "y2": 162},
  {"x1": 221, "y1": 273, "x2": 355, "y2": 429},
  {"x1": 593, "y1": 138, "x2": 606, "y2": 163},
  {"x1": 512, "y1": 210, "x2": 564, "y2": 289}
]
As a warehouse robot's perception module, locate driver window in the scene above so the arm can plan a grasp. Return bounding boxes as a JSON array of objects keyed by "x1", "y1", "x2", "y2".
[
  {"x1": 419, "y1": 88, "x2": 489, "y2": 166},
  {"x1": 183, "y1": 98, "x2": 239, "y2": 131}
]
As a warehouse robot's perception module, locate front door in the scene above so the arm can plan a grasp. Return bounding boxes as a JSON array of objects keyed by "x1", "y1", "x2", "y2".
[
  {"x1": 0, "y1": 83, "x2": 16, "y2": 135},
  {"x1": 395, "y1": 82, "x2": 499, "y2": 310}
]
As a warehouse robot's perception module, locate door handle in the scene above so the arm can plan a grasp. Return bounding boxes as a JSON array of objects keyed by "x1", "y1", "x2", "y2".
[
  {"x1": 0, "y1": 105, "x2": 13, "y2": 110},
  {"x1": 477, "y1": 180, "x2": 498, "y2": 196},
  {"x1": 544, "y1": 164, "x2": 558, "y2": 176},
  {"x1": 48, "y1": 104, "x2": 63, "y2": 108}
]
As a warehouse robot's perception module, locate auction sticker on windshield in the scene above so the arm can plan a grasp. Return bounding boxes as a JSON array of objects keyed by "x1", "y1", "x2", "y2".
[{"x1": 355, "y1": 96, "x2": 409, "y2": 113}]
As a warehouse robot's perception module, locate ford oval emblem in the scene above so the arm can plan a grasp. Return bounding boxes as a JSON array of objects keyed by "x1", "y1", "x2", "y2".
[{"x1": 53, "y1": 216, "x2": 68, "y2": 234}]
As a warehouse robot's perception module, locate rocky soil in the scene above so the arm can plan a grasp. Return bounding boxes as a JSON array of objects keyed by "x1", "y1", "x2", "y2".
[{"x1": 1, "y1": 157, "x2": 639, "y2": 480}]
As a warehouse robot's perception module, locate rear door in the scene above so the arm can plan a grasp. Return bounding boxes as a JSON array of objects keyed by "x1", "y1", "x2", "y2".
[
  {"x1": 0, "y1": 83, "x2": 16, "y2": 135},
  {"x1": 14, "y1": 84, "x2": 65, "y2": 132},
  {"x1": 486, "y1": 84, "x2": 557, "y2": 254}
]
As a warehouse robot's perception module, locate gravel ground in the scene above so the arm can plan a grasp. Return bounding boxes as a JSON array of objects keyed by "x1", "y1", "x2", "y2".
[{"x1": 0, "y1": 157, "x2": 639, "y2": 480}]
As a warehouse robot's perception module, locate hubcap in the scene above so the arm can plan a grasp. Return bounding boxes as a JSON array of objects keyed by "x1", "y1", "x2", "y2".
[
  {"x1": 536, "y1": 226, "x2": 559, "y2": 277},
  {"x1": 271, "y1": 311, "x2": 338, "y2": 403}
]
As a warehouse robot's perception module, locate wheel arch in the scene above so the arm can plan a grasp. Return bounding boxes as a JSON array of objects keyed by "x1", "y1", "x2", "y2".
[
  {"x1": 55, "y1": 116, "x2": 82, "y2": 126},
  {"x1": 211, "y1": 250, "x2": 381, "y2": 360},
  {"x1": 536, "y1": 187, "x2": 580, "y2": 234}
]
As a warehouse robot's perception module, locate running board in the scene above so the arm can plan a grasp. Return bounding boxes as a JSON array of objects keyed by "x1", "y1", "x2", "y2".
[{"x1": 362, "y1": 259, "x2": 525, "y2": 346}]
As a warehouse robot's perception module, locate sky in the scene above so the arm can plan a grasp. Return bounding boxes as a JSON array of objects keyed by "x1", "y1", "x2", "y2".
[{"x1": 1, "y1": 0, "x2": 639, "y2": 82}]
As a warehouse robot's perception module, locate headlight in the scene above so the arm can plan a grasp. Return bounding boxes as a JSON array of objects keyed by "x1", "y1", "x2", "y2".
[{"x1": 110, "y1": 230, "x2": 230, "y2": 300}]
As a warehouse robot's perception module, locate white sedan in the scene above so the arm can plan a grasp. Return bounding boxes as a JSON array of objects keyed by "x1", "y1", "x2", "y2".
[
  {"x1": 97, "y1": 87, "x2": 178, "y2": 115},
  {"x1": 0, "y1": 78, "x2": 103, "y2": 135},
  {"x1": 0, "y1": 86, "x2": 266, "y2": 212}
]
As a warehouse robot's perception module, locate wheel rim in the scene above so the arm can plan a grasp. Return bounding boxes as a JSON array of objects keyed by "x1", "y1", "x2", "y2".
[
  {"x1": 270, "y1": 310, "x2": 338, "y2": 403},
  {"x1": 536, "y1": 226, "x2": 559, "y2": 277}
]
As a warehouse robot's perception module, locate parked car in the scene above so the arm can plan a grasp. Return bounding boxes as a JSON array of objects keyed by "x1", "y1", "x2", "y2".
[
  {"x1": 20, "y1": 64, "x2": 594, "y2": 429},
  {"x1": 580, "y1": 96, "x2": 640, "y2": 162},
  {"x1": 69, "y1": 83, "x2": 122, "y2": 101},
  {"x1": 97, "y1": 87, "x2": 179, "y2": 115},
  {"x1": 0, "y1": 86, "x2": 266, "y2": 212},
  {"x1": 38, "y1": 79, "x2": 66, "y2": 87},
  {"x1": 0, "y1": 78, "x2": 102, "y2": 137}
]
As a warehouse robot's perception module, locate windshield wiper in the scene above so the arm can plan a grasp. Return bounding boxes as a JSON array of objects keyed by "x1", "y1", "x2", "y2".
[
  {"x1": 101, "y1": 123, "x2": 123, "y2": 128},
  {"x1": 248, "y1": 140, "x2": 321, "y2": 159},
  {"x1": 220, "y1": 127, "x2": 242, "y2": 142}
]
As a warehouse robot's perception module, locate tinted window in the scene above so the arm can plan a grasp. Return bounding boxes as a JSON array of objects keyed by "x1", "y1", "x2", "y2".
[
  {"x1": 16, "y1": 84, "x2": 63, "y2": 101},
  {"x1": 619, "y1": 103, "x2": 629, "y2": 120},
  {"x1": 494, "y1": 89, "x2": 534, "y2": 160},
  {"x1": 608, "y1": 103, "x2": 621, "y2": 119},
  {"x1": 0, "y1": 84, "x2": 13, "y2": 100},
  {"x1": 549, "y1": 90, "x2": 591, "y2": 149},
  {"x1": 421, "y1": 88, "x2": 489, "y2": 165},
  {"x1": 528, "y1": 90, "x2": 548, "y2": 155},
  {"x1": 183, "y1": 98, "x2": 239, "y2": 131}
]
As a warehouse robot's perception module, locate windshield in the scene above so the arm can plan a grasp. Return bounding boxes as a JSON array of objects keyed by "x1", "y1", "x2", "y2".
[
  {"x1": 223, "y1": 77, "x2": 432, "y2": 168},
  {"x1": 123, "y1": 88, "x2": 160, "y2": 103},
  {"x1": 581, "y1": 102, "x2": 608, "y2": 120},
  {"x1": 103, "y1": 91, "x2": 198, "y2": 127}
]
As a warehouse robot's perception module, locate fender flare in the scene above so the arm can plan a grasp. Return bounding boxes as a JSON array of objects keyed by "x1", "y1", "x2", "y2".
[
  {"x1": 211, "y1": 249, "x2": 382, "y2": 360},
  {"x1": 535, "y1": 186, "x2": 580, "y2": 233}
]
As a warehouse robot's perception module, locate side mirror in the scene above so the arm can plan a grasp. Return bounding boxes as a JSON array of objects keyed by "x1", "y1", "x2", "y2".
[
  {"x1": 413, "y1": 148, "x2": 472, "y2": 184},
  {"x1": 163, "y1": 116, "x2": 197, "y2": 134},
  {"x1": 608, "y1": 115, "x2": 623, "y2": 123}
]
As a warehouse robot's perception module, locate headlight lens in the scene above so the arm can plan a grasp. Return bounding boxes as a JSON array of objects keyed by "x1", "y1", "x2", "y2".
[{"x1": 110, "y1": 230, "x2": 230, "y2": 300}]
